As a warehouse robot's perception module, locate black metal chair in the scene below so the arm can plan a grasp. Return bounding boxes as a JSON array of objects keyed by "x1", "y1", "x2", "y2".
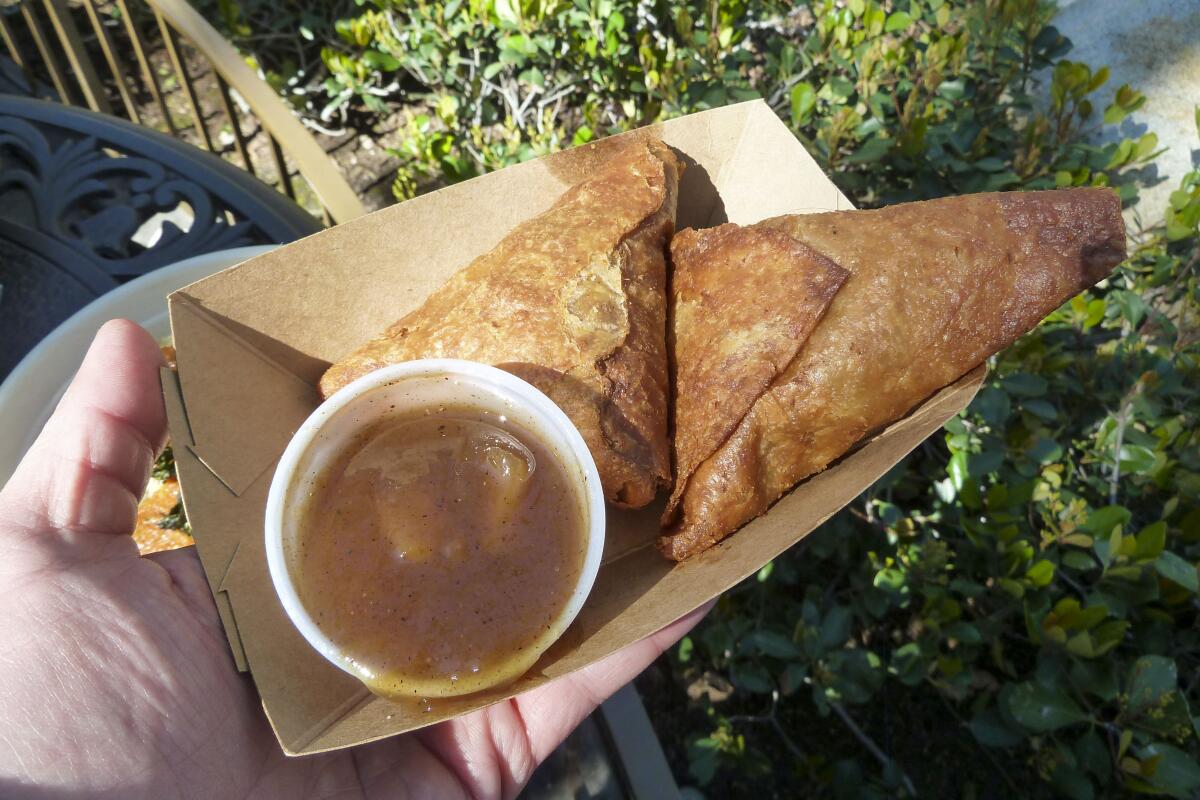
[{"x1": 0, "y1": 94, "x2": 322, "y2": 377}]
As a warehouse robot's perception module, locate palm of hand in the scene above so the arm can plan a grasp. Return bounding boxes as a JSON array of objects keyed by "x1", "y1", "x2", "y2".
[{"x1": 0, "y1": 321, "x2": 704, "y2": 799}]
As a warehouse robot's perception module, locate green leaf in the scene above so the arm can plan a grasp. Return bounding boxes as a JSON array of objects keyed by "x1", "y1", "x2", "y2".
[
  {"x1": 874, "y1": 567, "x2": 905, "y2": 592},
  {"x1": 731, "y1": 662, "x2": 773, "y2": 694},
  {"x1": 361, "y1": 50, "x2": 401, "y2": 71},
  {"x1": 151, "y1": 447, "x2": 175, "y2": 481},
  {"x1": 780, "y1": 663, "x2": 807, "y2": 696},
  {"x1": 1076, "y1": 729, "x2": 1110, "y2": 779},
  {"x1": 890, "y1": 642, "x2": 926, "y2": 686},
  {"x1": 825, "y1": 76, "x2": 855, "y2": 99},
  {"x1": 998, "y1": 577, "x2": 1025, "y2": 598},
  {"x1": 1127, "y1": 656, "x2": 1178, "y2": 712},
  {"x1": 1091, "y1": 620, "x2": 1129, "y2": 657},
  {"x1": 1138, "y1": 743, "x2": 1200, "y2": 797},
  {"x1": 1135, "y1": 522, "x2": 1167, "y2": 560},
  {"x1": 791, "y1": 82, "x2": 816, "y2": 127},
  {"x1": 968, "y1": 449, "x2": 1004, "y2": 478},
  {"x1": 1113, "y1": 290, "x2": 1148, "y2": 327},
  {"x1": 938, "y1": 79, "x2": 965, "y2": 100},
  {"x1": 518, "y1": 67, "x2": 545, "y2": 87},
  {"x1": 156, "y1": 501, "x2": 187, "y2": 531},
  {"x1": 1119, "y1": 445, "x2": 1158, "y2": 475},
  {"x1": 820, "y1": 606, "x2": 853, "y2": 649},
  {"x1": 845, "y1": 136, "x2": 891, "y2": 165},
  {"x1": 1004, "y1": 373, "x2": 1048, "y2": 396},
  {"x1": 688, "y1": 745, "x2": 719, "y2": 785},
  {"x1": 1064, "y1": 551, "x2": 1097, "y2": 571},
  {"x1": 1072, "y1": 659, "x2": 1121, "y2": 702},
  {"x1": 1067, "y1": 631, "x2": 1097, "y2": 658},
  {"x1": 677, "y1": 636, "x2": 693, "y2": 663},
  {"x1": 1026, "y1": 560, "x2": 1056, "y2": 587},
  {"x1": 1084, "y1": 505, "x2": 1132, "y2": 536},
  {"x1": 571, "y1": 125, "x2": 594, "y2": 146},
  {"x1": 1024, "y1": 399, "x2": 1058, "y2": 420},
  {"x1": 1052, "y1": 762, "x2": 1095, "y2": 800},
  {"x1": 1027, "y1": 441, "x2": 1065, "y2": 465},
  {"x1": 1006, "y1": 682, "x2": 1088, "y2": 732},
  {"x1": 751, "y1": 630, "x2": 802, "y2": 659},
  {"x1": 884, "y1": 10, "x2": 912, "y2": 32},
  {"x1": 493, "y1": 0, "x2": 521, "y2": 27},
  {"x1": 1155, "y1": 552, "x2": 1199, "y2": 592},
  {"x1": 947, "y1": 449, "x2": 968, "y2": 490},
  {"x1": 969, "y1": 709, "x2": 1023, "y2": 747},
  {"x1": 944, "y1": 621, "x2": 983, "y2": 644}
]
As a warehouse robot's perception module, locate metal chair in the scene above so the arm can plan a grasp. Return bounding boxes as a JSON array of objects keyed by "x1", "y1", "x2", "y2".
[
  {"x1": 0, "y1": 94, "x2": 323, "y2": 377},
  {"x1": 0, "y1": 0, "x2": 366, "y2": 225}
]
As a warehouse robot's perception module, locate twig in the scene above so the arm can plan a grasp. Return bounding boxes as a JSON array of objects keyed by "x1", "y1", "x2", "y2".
[
  {"x1": 1056, "y1": 570, "x2": 1088, "y2": 600},
  {"x1": 1108, "y1": 382, "x2": 1142, "y2": 505},
  {"x1": 301, "y1": 117, "x2": 348, "y2": 137},
  {"x1": 830, "y1": 701, "x2": 919, "y2": 797},
  {"x1": 729, "y1": 693, "x2": 807, "y2": 762},
  {"x1": 848, "y1": 505, "x2": 888, "y2": 534},
  {"x1": 1185, "y1": 666, "x2": 1200, "y2": 696},
  {"x1": 1108, "y1": 410, "x2": 1128, "y2": 506},
  {"x1": 766, "y1": 67, "x2": 814, "y2": 108},
  {"x1": 934, "y1": 690, "x2": 1019, "y2": 795},
  {"x1": 769, "y1": 715, "x2": 807, "y2": 762}
]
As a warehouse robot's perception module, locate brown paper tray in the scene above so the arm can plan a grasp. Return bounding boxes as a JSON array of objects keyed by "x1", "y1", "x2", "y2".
[{"x1": 163, "y1": 100, "x2": 985, "y2": 755}]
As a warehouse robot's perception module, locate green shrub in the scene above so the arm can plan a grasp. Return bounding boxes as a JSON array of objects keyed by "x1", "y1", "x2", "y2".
[
  {"x1": 315, "y1": 0, "x2": 1157, "y2": 206},
  {"x1": 200, "y1": 0, "x2": 1200, "y2": 795}
]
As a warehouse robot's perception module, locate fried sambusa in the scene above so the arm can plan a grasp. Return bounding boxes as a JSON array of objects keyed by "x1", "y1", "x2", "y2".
[
  {"x1": 665, "y1": 224, "x2": 849, "y2": 523},
  {"x1": 321, "y1": 138, "x2": 681, "y2": 508},
  {"x1": 662, "y1": 188, "x2": 1126, "y2": 559}
]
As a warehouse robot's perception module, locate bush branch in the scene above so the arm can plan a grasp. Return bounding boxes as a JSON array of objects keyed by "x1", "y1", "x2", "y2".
[{"x1": 829, "y1": 701, "x2": 918, "y2": 797}]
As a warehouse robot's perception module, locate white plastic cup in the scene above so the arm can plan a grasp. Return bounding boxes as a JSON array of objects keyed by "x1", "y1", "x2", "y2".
[{"x1": 265, "y1": 359, "x2": 606, "y2": 698}]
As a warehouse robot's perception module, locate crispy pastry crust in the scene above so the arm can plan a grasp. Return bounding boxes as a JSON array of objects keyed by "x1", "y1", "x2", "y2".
[
  {"x1": 664, "y1": 224, "x2": 849, "y2": 525},
  {"x1": 660, "y1": 188, "x2": 1126, "y2": 559},
  {"x1": 320, "y1": 139, "x2": 680, "y2": 507}
]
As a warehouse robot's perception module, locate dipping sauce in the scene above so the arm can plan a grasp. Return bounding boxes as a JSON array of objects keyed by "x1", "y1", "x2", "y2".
[{"x1": 291, "y1": 405, "x2": 587, "y2": 698}]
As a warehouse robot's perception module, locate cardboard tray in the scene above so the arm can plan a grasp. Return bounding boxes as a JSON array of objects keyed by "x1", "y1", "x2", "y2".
[{"x1": 162, "y1": 99, "x2": 985, "y2": 755}]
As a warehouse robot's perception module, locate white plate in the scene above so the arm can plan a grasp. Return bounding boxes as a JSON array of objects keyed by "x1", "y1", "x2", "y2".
[{"x1": 0, "y1": 245, "x2": 278, "y2": 488}]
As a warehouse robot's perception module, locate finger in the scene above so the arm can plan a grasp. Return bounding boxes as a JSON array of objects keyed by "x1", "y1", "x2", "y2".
[
  {"x1": 516, "y1": 600, "x2": 713, "y2": 762},
  {"x1": 416, "y1": 601, "x2": 712, "y2": 799},
  {"x1": 0, "y1": 320, "x2": 166, "y2": 538}
]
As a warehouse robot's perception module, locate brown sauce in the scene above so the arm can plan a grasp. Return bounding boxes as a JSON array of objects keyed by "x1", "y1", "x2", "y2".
[{"x1": 292, "y1": 406, "x2": 587, "y2": 698}]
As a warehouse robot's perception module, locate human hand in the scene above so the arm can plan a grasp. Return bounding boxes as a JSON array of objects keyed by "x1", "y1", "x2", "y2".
[{"x1": 0, "y1": 320, "x2": 707, "y2": 799}]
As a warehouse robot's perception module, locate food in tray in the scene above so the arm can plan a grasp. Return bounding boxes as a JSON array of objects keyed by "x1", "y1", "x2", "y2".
[
  {"x1": 134, "y1": 345, "x2": 192, "y2": 555},
  {"x1": 320, "y1": 138, "x2": 681, "y2": 509},
  {"x1": 310, "y1": 145, "x2": 1128, "y2": 567},
  {"x1": 664, "y1": 224, "x2": 850, "y2": 546},
  {"x1": 659, "y1": 188, "x2": 1127, "y2": 559},
  {"x1": 133, "y1": 463, "x2": 189, "y2": 555}
]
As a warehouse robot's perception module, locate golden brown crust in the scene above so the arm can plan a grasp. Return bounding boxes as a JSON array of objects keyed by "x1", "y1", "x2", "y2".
[
  {"x1": 320, "y1": 138, "x2": 680, "y2": 507},
  {"x1": 660, "y1": 188, "x2": 1126, "y2": 560},
  {"x1": 663, "y1": 224, "x2": 848, "y2": 525},
  {"x1": 133, "y1": 475, "x2": 190, "y2": 555}
]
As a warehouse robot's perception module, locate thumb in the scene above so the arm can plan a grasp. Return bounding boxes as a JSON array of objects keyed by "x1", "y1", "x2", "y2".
[{"x1": 0, "y1": 320, "x2": 167, "y2": 542}]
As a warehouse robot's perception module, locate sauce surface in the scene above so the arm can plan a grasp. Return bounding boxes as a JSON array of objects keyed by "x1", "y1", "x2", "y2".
[{"x1": 293, "y1": 406, "x2": 587, "y2": 697}]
